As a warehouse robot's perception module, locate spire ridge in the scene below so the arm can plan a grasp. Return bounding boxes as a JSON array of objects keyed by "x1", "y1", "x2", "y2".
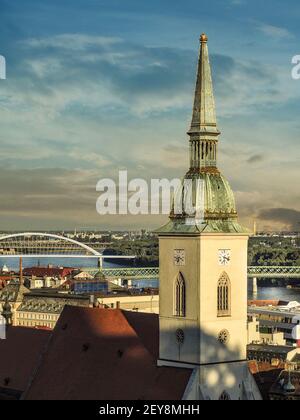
[{"x1": 188, "y1": 34, "x2": 220, "y2": 171}]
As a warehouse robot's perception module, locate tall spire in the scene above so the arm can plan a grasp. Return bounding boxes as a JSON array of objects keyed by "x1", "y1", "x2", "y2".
[
  {"x1": 188, "y1": 34, "x2": 220, "y2": 172},
  {"x1": 157, "y1": 34, "x2": 250, "y2": 235}
]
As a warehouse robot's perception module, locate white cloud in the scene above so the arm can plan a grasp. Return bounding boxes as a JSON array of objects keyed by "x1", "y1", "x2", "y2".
[
  {"x1": 23, "y1": 34, "x2": 121, "y2": 51},
  {"x1": 258, "y1": 23, "x2": 293, "y2": 39},
  {"x1": 0, "y1": 33, "x2": 299, "y2": 229}
]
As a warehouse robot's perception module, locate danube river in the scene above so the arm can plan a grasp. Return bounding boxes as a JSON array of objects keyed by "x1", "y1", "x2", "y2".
[{"x1": 1, "y1": 257, "x2": 300, "y2": 303}]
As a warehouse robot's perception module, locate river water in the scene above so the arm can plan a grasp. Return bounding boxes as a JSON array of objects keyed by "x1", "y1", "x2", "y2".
[
  {"x1": 248, "y1": 287, "x2": 300, "y2": 302},
  {"x1": 1, "y1": 257, "x2": 299, "y2": 303}
]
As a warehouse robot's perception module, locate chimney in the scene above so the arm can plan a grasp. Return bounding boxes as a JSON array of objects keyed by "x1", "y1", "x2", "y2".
[
  {"x1": 253, "y1": 220, "x2": 257, "y2": 236},
  {"x1": 19, "y1": 257, "x2": 23, "y2": 286},
  {"x1": 89, "y1": 294, "x2": 95, "y2": 307}
]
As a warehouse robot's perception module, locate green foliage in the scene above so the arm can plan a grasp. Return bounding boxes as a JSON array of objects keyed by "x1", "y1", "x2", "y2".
[
  {"x1": 105, "y1": 236, "x2": 300, "y2": 267},
  {"x1": 248, "y1": 237, "x2": 300, "y2": 266},
  {"x1": 104, "y1": 238, "x2": 159, "y2": 266}
]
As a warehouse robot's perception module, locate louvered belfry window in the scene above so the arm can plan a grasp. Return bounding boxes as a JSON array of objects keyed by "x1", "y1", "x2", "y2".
[
  {"x1": 217, "y1": 272, "x2": 231, "y2": 317},
  {"x1": 174, "y1": 272, "x2": 186, "y2": 317}
]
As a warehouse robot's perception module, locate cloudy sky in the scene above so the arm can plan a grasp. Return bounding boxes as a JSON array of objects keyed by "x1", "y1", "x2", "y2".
[{"x1": 0, "y1": 0, "x2": 299, "y2": 231}]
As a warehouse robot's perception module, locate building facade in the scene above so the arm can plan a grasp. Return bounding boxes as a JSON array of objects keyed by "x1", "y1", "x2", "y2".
[
  {"x1": 16, "y1": 291, "x2": 91, "y2": 329},
  {"x1": 98, "y1": 293, "x2": 159, "y2": 313},
  {"x1": 249, "y1": 301, "x2": 300, "y2": 346},
  {"x1": 157, "y1": 34, "x2": 261, "y2": 400},
  {"x1": 0, "y1": 280, "x2": 30, "y2": 325}
]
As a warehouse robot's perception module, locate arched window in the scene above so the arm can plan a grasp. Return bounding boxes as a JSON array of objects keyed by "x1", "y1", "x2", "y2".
[
  {"x1": 219, "y1": 391, "x2": 231, "y2": 400},
  {"x1": 174, "y1": 272, "x2": 186, "y2": 317},
  {"x1": 217, "y1": 272, "x2": 231, "y2": 317}
]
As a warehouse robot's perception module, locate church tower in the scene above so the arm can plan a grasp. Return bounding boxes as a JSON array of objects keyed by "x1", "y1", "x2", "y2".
[{"x1": 157, "y1": 35, "x2": 261, "y2": 400}]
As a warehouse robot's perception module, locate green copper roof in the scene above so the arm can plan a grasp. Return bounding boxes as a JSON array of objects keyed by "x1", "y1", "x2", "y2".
[
  {"x1": 188, "y1": 33, "x2": 219, "y2": 136},
  {"x1": 179, "y1": 171, "x2": 237, "y2": 217},
  {"x1": 156, "y1": 172, "x2": 250, "y2": 235},
  {"x1": 156, "y1": 219, "x2": 249, "y2": 235}
]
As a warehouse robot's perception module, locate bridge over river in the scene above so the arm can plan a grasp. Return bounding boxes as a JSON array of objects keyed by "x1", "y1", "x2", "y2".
[
  {"x1": 0, "y1": 233, "x2": 299, "y2": 292},
  {"x1": 82, "y1": 266, "x2": 300, "y2": 293}
]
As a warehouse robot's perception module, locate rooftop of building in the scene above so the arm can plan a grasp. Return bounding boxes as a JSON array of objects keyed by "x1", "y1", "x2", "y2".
[
  {"x1": 269, "y1": 370, "x2": 300, "y2": 397},
  {"x1": 17, "y1": 291, "x2": 91, "y2": 314},
  {"x1": 17, "y1": 301, "x2": 65, "y2": 314},
  {"x1": 248, "y1": 300, "x2": 284, "y2": 307},
  {"x1": 0, "y1": 277, "x2": 13, "y2": 290},
  {"x1": 0, "y1": 280, "x2": 30, "y2": 303},
  {"x1": 24, "y1": 289, "x2": 90, "y2": 300},
  {"x1": 248, "y1": 360, "x2": 285, "y2": 401},
  {"x1": 247, "y1": 344, "x2": 297, "y2": 355},
  {"x1": 22, "y1": 306, "x2": 192, "y2": 400},
  {"x1": 98, "y1": 290, "x2": 159, "y2": 298},
  {"x1": 0, "y1": 327, "x2": 51, "y2": 399},
  {"x1": 248, "y1": 301, "x2": 300, "y2": 318},
  {"x1": 23, "y1": 266, "x2": 75, "y2": 278}
]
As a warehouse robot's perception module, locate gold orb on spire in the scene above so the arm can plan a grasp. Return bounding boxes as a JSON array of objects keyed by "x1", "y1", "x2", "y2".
[{"x1": 200, "y1": 33, "x2": 208, "y2": 43}]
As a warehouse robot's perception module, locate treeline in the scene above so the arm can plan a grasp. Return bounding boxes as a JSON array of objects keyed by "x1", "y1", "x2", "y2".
[
  {"x1": 104, "y1": 236, "x2": 300, "y2": 267},
  {"x1": 104, "y1": 239, "x2": 159, "y2": 266},
  {"x1": 249, "y1": 237, "x2": 300, "y2": 266}
]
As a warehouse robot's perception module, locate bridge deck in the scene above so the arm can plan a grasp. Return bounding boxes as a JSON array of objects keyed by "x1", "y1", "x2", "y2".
[{"x1": 81, "y1": 266, "x2": 300, "y2": 279}]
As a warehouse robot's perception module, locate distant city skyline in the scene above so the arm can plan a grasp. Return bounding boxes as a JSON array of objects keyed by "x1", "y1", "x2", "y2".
[{"x1": 0, "y1": 0, "x2": 299, "y2": 231}]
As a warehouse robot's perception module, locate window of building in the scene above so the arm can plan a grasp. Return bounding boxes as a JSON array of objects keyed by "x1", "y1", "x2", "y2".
[
  {"x1": 175, "y1": 329, "x2": 185, "y2": 344},
  {"x1": 217, "y1": 272, "x2": 231, "y2": 317},
  {"x1": 174, "y1": 272, "x2": 186, "y2": 317},
  {"x1": 219, "y1": 391, "x2": 231, "y2": 400}
]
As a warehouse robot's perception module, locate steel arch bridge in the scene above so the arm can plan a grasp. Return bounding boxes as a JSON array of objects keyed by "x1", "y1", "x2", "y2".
[{"x1": 0, "y1": 232, "x2": 134, "y2": 263}]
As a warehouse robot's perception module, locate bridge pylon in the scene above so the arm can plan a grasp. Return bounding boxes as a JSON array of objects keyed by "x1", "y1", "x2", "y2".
[
  {"x1": 252, "y1": 277, "x2": 258, "y2": 295},
  {"x1": 98, "y1": 257, "x2": 103, "y2": 269}
]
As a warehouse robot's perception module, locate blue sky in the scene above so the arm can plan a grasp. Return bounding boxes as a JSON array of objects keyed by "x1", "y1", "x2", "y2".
[{"x1": 0, "y1": 0, "x2": 299, "y2": 230}]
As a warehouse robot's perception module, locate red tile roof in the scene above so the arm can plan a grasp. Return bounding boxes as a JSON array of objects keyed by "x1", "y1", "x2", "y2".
[
  {"x1": 0, "y1": 277, "x2": 12, "y2": 289},
  {"x1": 0, "y1": 327, "x2": 51, "y2": 396},
  {"x1": 248, "y1": 360, "x2": 285, "y2": 400},
  {"x1": 23, "y1": 267, "x2": 74, "y2": 278},
  {"x1": 0, "y1": 275, "x2": 16, "y2": 290},
  {"x1": 123, "y1": 310, "x2": 159, "y2": 358},
  {"x1": 24, "y1": 307, "x2": 192, "y2": 400}
]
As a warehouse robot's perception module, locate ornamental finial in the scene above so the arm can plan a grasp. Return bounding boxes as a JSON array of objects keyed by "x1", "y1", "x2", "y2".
[{"x1": 200, "y1": 33, "x2": 208, "y2": 43}]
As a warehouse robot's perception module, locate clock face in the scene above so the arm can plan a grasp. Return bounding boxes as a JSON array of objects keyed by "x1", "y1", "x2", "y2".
[
  {"x1": 174, "y1": 249, "x2": 185, "y2": 266},
  {"x1": 218, "y1": 249, "x2": 231, "y2": 266}
]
